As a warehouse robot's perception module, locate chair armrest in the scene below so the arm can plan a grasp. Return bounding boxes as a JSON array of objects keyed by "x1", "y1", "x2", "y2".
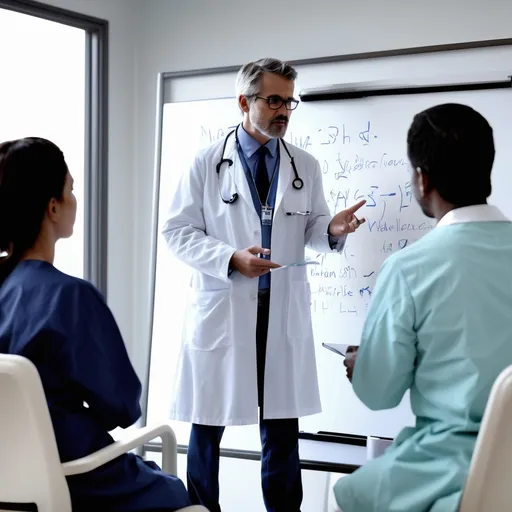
[{"x1": 62, "y1": 423, "x2": 177, "y2": 476}]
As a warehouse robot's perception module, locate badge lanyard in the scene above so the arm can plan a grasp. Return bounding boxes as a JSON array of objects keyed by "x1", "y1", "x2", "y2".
[{"x1": 237, "y1": 143, "x2": 280, "y2": 226}]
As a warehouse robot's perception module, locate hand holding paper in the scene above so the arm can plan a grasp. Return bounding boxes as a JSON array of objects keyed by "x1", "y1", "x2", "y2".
[{"x1": 230, "y1": 246, "x2": 280, "y2": 278}]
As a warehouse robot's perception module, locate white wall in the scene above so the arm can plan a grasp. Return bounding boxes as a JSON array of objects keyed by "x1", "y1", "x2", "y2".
[
  {"x1": 128, "y1": 5, "x2": 512, "y2": 509},
  {"x1": 16, "y1": 1, "x2": 512, "y2": 511},
  {"x1": 34, "y1": 0, "x2": 512, "y2": 383},
  {"x1": 131, "y1": 0, "x2": 512, "y2": 380}
]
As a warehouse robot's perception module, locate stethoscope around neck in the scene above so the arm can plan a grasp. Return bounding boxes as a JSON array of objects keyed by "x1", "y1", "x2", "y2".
[{"x1": 215, "y1": 128, "x2": 304, "y2": 204}]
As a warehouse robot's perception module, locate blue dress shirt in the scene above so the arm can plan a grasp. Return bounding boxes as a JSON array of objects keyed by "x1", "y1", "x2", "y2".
[{"x1": 236, "y1": 125, "x2": 279, "y2": 289}]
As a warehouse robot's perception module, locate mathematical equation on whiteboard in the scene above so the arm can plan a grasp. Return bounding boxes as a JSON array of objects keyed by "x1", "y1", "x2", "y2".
[
  {"x1": 199, "y1": 120, "x2": 435, "y2": 318},
  {"x1": 306, "y1": 239, "x2": 423, "y2": 317},
  {"x1": 201, "y1": 120, "x2": 378, "y2": 148}
]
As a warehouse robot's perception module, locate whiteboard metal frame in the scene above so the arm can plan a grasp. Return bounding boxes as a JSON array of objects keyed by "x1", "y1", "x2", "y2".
[
  {"x1": 299, "y1": 76, "x2": 512, "y2": 101},
  {"x1": 143, "y1": 37, "x2": 512, "y2": 460}
]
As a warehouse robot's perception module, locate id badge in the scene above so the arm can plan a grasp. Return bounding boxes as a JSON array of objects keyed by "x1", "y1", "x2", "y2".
[{"x1": 261, "y1": 205, "x2": 273, "y2": 226}]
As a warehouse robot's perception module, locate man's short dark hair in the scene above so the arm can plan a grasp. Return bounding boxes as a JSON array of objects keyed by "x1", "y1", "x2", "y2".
[{"x1": 407, "y1": 103, "x2": 494, "y2": 205}]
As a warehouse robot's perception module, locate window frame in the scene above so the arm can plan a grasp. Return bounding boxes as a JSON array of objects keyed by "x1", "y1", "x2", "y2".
[{"x1": 0, "y1": 0, "x2": 109, "y2": 295}]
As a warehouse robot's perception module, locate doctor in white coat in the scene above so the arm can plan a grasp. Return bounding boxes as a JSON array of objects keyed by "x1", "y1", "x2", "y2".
[{"x1": 162, "y1": 57, "x2": 366, "y2": 512}]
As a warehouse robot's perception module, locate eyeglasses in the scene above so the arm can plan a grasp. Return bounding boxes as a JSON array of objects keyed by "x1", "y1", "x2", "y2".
[{"x1": 251, "y1": 95, "x2": 299, "y2": 111}]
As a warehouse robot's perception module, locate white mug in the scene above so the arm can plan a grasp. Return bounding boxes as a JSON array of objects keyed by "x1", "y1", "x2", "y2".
[{"x1": 367, "y1": 436, "x2": 393, "y2": 460}]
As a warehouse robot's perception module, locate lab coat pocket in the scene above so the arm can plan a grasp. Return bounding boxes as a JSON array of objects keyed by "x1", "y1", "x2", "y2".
[
  {"x1": 282, "y1": 190, "x2": 312, "y2": 218},
  {"x1": 185, "y1": 289, "x2": 232, "y2": 351},
  {"x1": 287, "y1": 280, "x2": 313, "y2": 346}
]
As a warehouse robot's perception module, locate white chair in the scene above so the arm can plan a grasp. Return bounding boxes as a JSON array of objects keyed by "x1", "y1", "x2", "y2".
[
  {"x1": 458, "y1": 364, "x2": 512, "y2": 511},
  {"x1": 0, "y1": 354, "x2": 207, "y2": 512}
]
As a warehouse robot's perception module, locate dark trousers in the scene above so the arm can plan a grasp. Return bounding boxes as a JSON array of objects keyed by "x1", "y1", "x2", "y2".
[{"x1": 186, "y1": 290, "x2": 302, "y2": 512}]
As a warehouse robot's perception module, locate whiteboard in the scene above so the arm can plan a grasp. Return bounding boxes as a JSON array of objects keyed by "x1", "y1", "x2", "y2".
[{"x1": 147, "y1": 85, "x2": 512, "y2": 452}]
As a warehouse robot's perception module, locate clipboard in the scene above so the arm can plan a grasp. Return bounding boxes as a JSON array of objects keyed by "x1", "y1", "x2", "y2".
[
  {"x1": 270, "y1": 260, "x2": 319, "y2": 272},
  {"x1": 322, "y1": 343, "x2": 351, "y2": 357}
]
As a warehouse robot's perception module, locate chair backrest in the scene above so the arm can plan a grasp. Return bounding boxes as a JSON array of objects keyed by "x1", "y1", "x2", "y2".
[
  {"x1": 0, "y1": 354, "x2": 71, "y2": 512},
  {"x1": 459, "y1": 364, "x2": 512, "y2": 511}
]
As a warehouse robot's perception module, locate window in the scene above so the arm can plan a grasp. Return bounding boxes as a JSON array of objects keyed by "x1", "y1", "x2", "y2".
[{"x1": 0, "y1": 0, "x2": 108, "y2": 291}]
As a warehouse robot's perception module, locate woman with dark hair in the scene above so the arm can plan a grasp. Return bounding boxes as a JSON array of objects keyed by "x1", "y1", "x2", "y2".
[{"x1": 0, "y1": 138, "x2": 190, "y2": 511}]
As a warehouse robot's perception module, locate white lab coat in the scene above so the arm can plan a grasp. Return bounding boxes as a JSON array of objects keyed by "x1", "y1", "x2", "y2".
[{"x1": 162, "y1": 132, "x2": 344, "y2": 426}]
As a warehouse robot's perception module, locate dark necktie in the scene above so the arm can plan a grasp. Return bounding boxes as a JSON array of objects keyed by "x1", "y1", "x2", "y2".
[{"x1": 255, "y1": 146, "x2": 270, "y2": 202}]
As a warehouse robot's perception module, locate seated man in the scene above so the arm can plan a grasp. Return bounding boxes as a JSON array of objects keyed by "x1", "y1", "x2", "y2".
[
  {"x1": 334, "y1": 103, "x2": 512, "y2": 512},
  {"x1": 0, "y1": 137, "x2": 191, "y2": 511}
]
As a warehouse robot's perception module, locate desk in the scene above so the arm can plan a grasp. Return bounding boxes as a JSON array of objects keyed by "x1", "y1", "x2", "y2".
[
  {"x1": 298, "y1": 431, "x2": 367, "y2": 474},
  {"x1": 145, "y1": 432, "x2": 366, "y2": 475},
  {"x1": 299, "y1": 438, "x2": 366, "y2": 474}
]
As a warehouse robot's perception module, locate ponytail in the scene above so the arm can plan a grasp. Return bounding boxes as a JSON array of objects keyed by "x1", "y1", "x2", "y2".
[{"x1": 0, "y1": 137, "x2": 68, "y2": 286}]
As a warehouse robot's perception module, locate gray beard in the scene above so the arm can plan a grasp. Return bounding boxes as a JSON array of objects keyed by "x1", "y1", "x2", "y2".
[
  {"x1": 250, "y1": 110, "x2": 288, "y2": 139},
  {"x1": 265, "y1": 122, "x2": 287, "y2": 138}
]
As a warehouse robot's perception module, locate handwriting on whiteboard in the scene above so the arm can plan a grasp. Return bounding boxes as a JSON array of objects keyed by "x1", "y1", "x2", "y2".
[{"x1": 199, "y1": 120, "x2": 435, "y2": 321}]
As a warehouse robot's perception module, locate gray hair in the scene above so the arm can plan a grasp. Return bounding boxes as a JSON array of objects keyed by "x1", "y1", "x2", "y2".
[{"x1": 235, "y1": 58, "x2": 298, "y2": 98}]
